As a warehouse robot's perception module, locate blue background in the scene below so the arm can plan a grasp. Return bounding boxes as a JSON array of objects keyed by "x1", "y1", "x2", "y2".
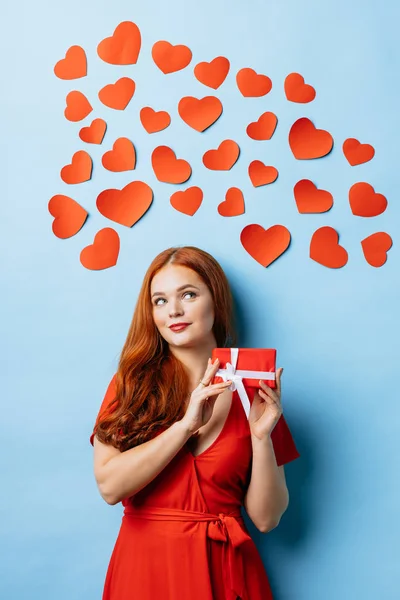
[{"x1": 1, "y1": 0, "x2": 399, "y2": 598}]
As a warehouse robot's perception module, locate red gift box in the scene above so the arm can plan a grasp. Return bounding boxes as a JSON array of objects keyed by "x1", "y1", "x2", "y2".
[{"x1": 211, "y1": 347, "x2": 276, "y2": 418}]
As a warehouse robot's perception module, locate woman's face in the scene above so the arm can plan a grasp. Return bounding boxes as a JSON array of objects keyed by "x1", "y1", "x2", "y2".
[{"x1": 150, "y1": 264, "x2": 215, "y2": 349}]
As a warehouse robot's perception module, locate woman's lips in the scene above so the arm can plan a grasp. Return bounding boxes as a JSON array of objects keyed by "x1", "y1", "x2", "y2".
[{"x1": 169, "y1": 324, "x2": 190, "y2": 332}]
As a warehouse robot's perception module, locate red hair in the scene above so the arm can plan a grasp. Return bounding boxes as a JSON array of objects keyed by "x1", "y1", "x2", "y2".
[{"x1": 92, "y1": 246, "x2": 238, "y2": 451}]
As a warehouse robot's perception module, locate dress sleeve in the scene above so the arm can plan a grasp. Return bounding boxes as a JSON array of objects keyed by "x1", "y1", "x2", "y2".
[
  {"x1": 270, "y1": 413, "x2": 300, "y2": 466},
  {"x1": 89, "y1": 373, "x2": 118, "y2": 446}
]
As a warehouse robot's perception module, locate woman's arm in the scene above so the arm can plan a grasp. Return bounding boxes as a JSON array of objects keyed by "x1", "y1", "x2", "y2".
[
  {"x1": 243, "y1": 434, "x2": 289, "y2": 532},
  {"x1": 93, "y1": 420, "x2": 192, "y2": 505}
]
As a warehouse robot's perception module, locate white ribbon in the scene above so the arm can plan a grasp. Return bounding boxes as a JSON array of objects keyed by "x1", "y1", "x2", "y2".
[{"x1": 215, "y1": 348, "x2": 275, "y2": 418}]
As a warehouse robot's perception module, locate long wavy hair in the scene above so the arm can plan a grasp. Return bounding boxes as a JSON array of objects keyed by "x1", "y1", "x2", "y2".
[{"x1": 93, "y1": 246, "x2": 238, "y2": 451}]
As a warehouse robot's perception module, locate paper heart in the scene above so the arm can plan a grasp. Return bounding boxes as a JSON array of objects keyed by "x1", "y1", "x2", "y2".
[
  {"x1": 98, "y1": 77, "x2": 135, "y2": 110},
  {"x1": 80, "y1": 228, "x2": 120, "y2": 270},
  {"x1": 178, "y1": 96, "x2": 223, "y2": 132},
  {"x1": 54, "y1": 45, "x2": 87, "y2": 80},
  {"x1": 349, "y1": 182, "x2": 387, "y2": 217},
  {"x1": 48, "y1": 195, "x2": 88, "y2": 238},
  {"x1": 152, "y1": 146, "x2": 192, "y2": 183},
  {"x1": 284, "y1": 73, "x2": 316, "y2": 103},
  {"x1": 310, "y1": 227, "x2": 348, "y2": 268},
  {"x1": 194, "y1": 56, "x2": 230, "y2": 89},
  {"x1": 60, "y1": 151, "x2": 92, "y2": 184},
  {"x1": 241, "y1": 224, "x2": 291, "y2": 267},
  {"x1": 152, "y1": 41, "x2": 192, "y2": 74},
  {"x1": 248, "y1": 161, "x2": 278, "y2": 187},
  {"x1": 79, "y1": 118, "x2": 107, "y2": 144},
  {"x1": 289, "y1": 117, "x2": 333, "y2": 159},
  {"x1": 361, "y1": 232, "x2": 392, "y2": 267},
  {"x1": 236, "y1": 68, "x2": 272, "y2": 97},
  {"x1": 140, "y1": 107, "x2": 171, "y2": 133},
  {"x1": 218, "y1": 188, "x2": 245, "y2": 217},
  {"x1": 102, "y1": 138, "x2": 136, "y2": 172},
  {"x1": 97, "y1": 21, "x2": 141, "y2": 65},
  {"x1": 96, "y1": 181, "x2": 153, "y2": 227},
  {"x1": 343, "y1": 138, "x2": 375, "y2": 166},
  {"x1": 202, "y1": 140, "x2": 240, "y2": 170},
  {"x1": 170, "y1": 187, "x2": 203, "y2": 216},
  {"x1": 64, "y1": 91, "x2": 92, "y2": 122},
  {"x1": 294, "y1": 179, "x2": 333, "y2": 213},
  {"x1": 246, "y1": 112, "x2": 277, "y2": 140}
]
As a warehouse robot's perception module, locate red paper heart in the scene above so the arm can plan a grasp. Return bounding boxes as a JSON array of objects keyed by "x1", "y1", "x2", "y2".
[
  {"x1": 140, "y1": 107, "x2": 171, "y2": 133},
  {"x1": 48, "y1": 195, "x2": 88, "y2": 238},
  {"x1": 343, "y1": 138, "x2": 375, "y2": 166},
  {"x1": 361, "y1": 232, "x2": 392, "y2": 267},
  {"x1": 202, "y1": 140, "x2": 240, "y2": 170},
  {"x1": 246, "y1": 112, "x2": 277, "y2": 140},
  {"x1": 170, "y1": 187, "x2": 203, "y2": 216},
  {"x1": 240, "y1": 224, "x2": 291, "y2": 267},
  {"x1": 194, "y1": 56, "x2": 230, "y2": 89},
  {"x1": 310, "y1": 227, "x2": 348, "y2": 268},
  {"x1": 294, "y1": 180, "x2": 333, "y2": 213},
  {"x1": 152, "y1": 146, "x2": 192, "y2": 183},
  {"x1": 248, "y1": 161, "x2": 278, "y2": 187},
  {"x1": 96, "y1": 181, "x2": 153, "y2": 227},
  {"x1": 64, "y1": 91, "x2": 92, "y2": 122},
  {"x1": 218, "y1": 188, "x2": 245, "y2": 217},
  {"x1": 178, "y1": 96, "x2": 223, "y2": 132},
  {"x1": 97, "y1": 21, "x2": 141, "y2": 65},
  {"x1": 289, "y1": 117, "x2": 333, "y2": 159},
  {"x1": 284, "y1": 73, "x2": 316, "y2": 103},
  {"x1": 102, "y1": 138, "x2": 136, "y2": 172},
  {"x1": 80, "y1": 228, "x2": 120, "y2": 270},
  {"x1": 79, "y1": 119, "x2": 107, "y2": 144},
  {"x1": 152, "y1": 41, "x2": 192, "y2": 74},
  {"x1": 54, "y1": 45, "x2": 87, "y2": 80},
  {"x1": 60, "y1": 151, "x2": 92, "y2": 184},
  {"x1": 236, "y1": 68, "x2": 272, "y2": 97},
  {"x1": 349, "y1": 182, "x2": 387, "y2": 217},
  {"x1": 98, "y1": 77, "x2": 135, "y2": 110}
]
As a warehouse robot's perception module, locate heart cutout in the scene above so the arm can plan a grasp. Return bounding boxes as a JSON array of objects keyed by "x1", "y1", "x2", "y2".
[
  {"x1": 294, "y1": 179, "x2": 333, "y2": 213},
  {"x1": 289, "y1": 117, "x2": 333, "y2": 159},
  {"x1": 310, "y1": 227, "x2": 348, "y2": 268},
  {"x1": 203, "y1": 140, "x2": 240, "y2": 170},
  {"x1": 246, "y1": 112, "x2": 277, "y2": 140},
  {"x1": 218, "y1": 188, "x2": 245, "y2": 217},
  {"x1": 79, "y1": 119, "x2": 107, "y2": 144},
  {"x1": 60, "y1": 151, "x2": 92, "y2": 184},
  {"x1": 349, "y1": 182, "x2": 387, "y2": 217},
  {"x1": 48, "y1": 195, "x2": 88, "y2": 238},
  {"x1": 248, "y1": 161, "x2": 278, "y2": 187},
  {"x1": 361, "y1": 232, "x2": 392, "y2": 267},
  {"x1": 98, "y1": 77, "x2": 135, "y2": 110},
  {"x1": 54, "y1": 45, "x2": 87, "y2": 80},
  {"x1": 284, "y1": 73, "x2": 316, "y2": 103},
  {"x1": 236, "y1": 68, "x2": 272, "y2": 97},
  {"x1": 96, "y1": 181, "x2": 153, "y2": 227},
  {"x1": 64, "y1": 91, "x2": 92, "y2": 122},
  {"x1": 102, "y1": 138, "x2": 136, "y2": 172},
  {"x1": 140, "y1": 107, "x2": 171, "y2": 133},
  {"x1": 152, "y1": 41, "x2": 192, "y2": 74},
  {"x1": 80, "y1": 228, "x2": 120, "y2": 270},
  {"x1": 343, "y1": 138, "x2": 375, "y2": 166},
  {"x1": 97, "y1": 21, "x2": 141, "y2": 65},
  {"x1": 152, "y1": 146, "x2": 192, "y2": 184},
  {"x1": 178, "y1": 96, "x2": 223, "y2": 132},
  {"x1": 241, "y1": 224, "x2": 291, "y2": 267},
  {"x1": 170, "y1": 187, "x2": 203, "y2": 216},
  {"x1": 194, "y1": 56, "x2": 230, "y2": 89}
]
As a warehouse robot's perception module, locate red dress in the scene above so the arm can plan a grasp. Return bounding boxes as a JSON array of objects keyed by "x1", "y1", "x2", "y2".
[{"x1": 90, "y1": 375, "x2": 300, "y2": 600}]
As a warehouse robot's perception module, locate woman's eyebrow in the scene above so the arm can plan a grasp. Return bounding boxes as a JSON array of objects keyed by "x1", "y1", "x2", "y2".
[{"x1": 151, "y1": 284, "x2": 200, "y2": 298}]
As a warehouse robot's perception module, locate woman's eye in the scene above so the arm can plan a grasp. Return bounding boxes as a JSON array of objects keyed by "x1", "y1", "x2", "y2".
[{"x1": 154, "y1": 291, "x2": 196, "y2": 306}]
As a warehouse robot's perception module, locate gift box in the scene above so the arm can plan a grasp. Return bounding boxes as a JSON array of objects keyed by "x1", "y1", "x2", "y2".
[{"x1": 211, "y1": 347, "x2": 276, "y2": 418}]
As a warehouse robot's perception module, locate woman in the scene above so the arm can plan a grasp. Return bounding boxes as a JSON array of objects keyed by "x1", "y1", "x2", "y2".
[{"x1": 90, "y1": 245, "x2": 300, "y2": 600}]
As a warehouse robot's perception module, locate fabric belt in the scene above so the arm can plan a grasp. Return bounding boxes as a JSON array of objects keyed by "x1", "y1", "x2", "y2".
[{"x1": 124, "y1": 504, "x2": 251, "y2": 600}]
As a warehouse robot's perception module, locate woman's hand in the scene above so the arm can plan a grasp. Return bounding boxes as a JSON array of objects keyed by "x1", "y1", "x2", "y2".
[{"x1": 248, "y1": 367, "x2": 284, "y2": 440}]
